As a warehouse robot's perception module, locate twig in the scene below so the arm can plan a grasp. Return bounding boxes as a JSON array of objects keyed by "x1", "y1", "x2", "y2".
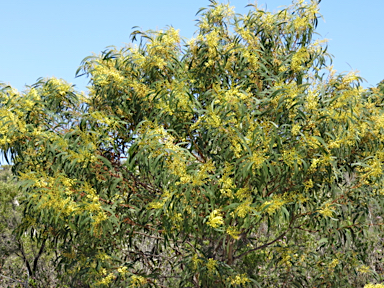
[
  {"x1": 0, "y1": 273, "x2": 24, "y2": 284},
  {"x1": 234, "y1": 230, "x2": 288, "y2": 260}
]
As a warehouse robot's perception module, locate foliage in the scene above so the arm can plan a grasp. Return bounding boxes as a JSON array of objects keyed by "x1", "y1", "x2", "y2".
[
  {"x1": 1, "y1": 0, "x2": 384, "y2": 287},
  {"x1": 0, "y1": 167, "x2": 60, "y2": 287},
  {"x1": 0, "y1": 168, "x2": 19, "y2": 276}
]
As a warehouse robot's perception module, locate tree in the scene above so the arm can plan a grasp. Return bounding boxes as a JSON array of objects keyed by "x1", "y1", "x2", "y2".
[{"x1": 1, "y1": 0, "x2": 384, "y2": 287}]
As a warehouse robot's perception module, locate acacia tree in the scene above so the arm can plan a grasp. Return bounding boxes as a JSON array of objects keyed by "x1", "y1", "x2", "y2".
[{"x1": 1, "y1": 0, "x2": 384, "y2": 287}]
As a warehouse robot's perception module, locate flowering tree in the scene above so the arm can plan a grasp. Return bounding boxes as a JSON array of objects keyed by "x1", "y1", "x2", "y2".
[{"x1": 1, "y1": 0, "x2": 384, "y2": 287}]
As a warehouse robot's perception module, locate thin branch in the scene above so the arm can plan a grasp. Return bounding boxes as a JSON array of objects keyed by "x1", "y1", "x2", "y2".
[
  {"x1": 132, "y1": 231, "x2": 192, "y2": 244},
  {"x1": 0, "y1": 273, "x2": 24, "y2": 284},
  {"x1": 133, "y1": 231, "x2": 165, "y2": 240},
  {"x1": 233, "y1": 230, "x2": 288, "y2": 260},
  {"x1": 126, "y1": 250, "x2": 177, "y2": 261},
  {"x1": 17, "y1": 240, "x2": 32, "y2": 277},
  {"x1": 32, "y1": 238, "x2": 47, "y2": 274},
  {"x1": 235, "y1": 214, "x2": 297, "y2": 260}
]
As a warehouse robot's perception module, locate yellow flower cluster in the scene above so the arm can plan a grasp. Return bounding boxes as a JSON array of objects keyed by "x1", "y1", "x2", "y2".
[
  {"x1": 218, "y1": 166, "x2": 235, "y2": 198},
  {"x1": 318, "y1": 202, "x2": 335, "y2": 218},
  {"x1": 226, "y1": 226, "x2": 241, "y2": 240},
  {"x1": 92, "y1": 64, "x2": 125, "y2": 86},
  {"x1": 46, "y1": 78, "x2": 73, "y2": 96},
  {"x1": 0, "y1": 109, "x2": 26, "y2": 146},
  {"x1": 130, "y1": 48, "x2": 146, "y2": 67},
  {"x1": 235, "y1": 199, "x2": 253, "y2": 218},
  {"x1": 242, "y1": 50, "x2": 259, "y2": 70},
  {"x1": 291, "y1": 124, "x2": 301, "y2": 136},
  {"x1": 130, "y1": 275, "x2": 147, "y2": 287},
  {"x1": 147, "y1": 27, "x2": 180, "y2": 56},
  {"x1": 229, "y1": 273, "x2": 250, "y2": 285},
  {"x1": 357, "y1": 265, "x2": 371, "y2": 274},
  {"x1": 211, "y1": 3, "x2": 234, "y2": 19},
  {"x1": 96, "y1": 252, "x2": 111, "y2": 261},
  {"x1": 358, "y1": 158, "x2": 383, "y2": 180},
  {"x1": 365, "y1": 284, "x2": 384, "y2": 288},
  {"x1": 148, "y1": 189, "x2": 171, "y2": 209},
  {"x1": 251, "y1": 151, "x2": 267, "y2": 169},
  {"x1": 97, "y1": 273, "x2": 115, "y2": 286},
  {"x1": 206, "y1": 258, "x2": 217, "y2": 274},
  {"x1": 282, "y1": 148, "x2": 301, "y2": 167},
  {"x1": 93, "y1": 211, "x2": 108, "y2": 227},
  {"x1": 18, "y1": 173, "x2": 80, "y2": 217},
  {"x1": 328, "y1": 258, "x2": 339, "y2": 270},
  {"x1": 303, "y1": 179, "x2": 314, "y2": 191},
  {"x1": 191, "y1": 254, "x2": 203, "y2": 270},
  {"x1": 235, "y1": 188, "x2": 251, "y2": 200},
  {"x1": 279, "y1": 253, "x2": 293, "y2": 268},
  {"x1": 342, "y1": 71, "x2": 360, "y2": 84},
  {"x1": 117, "y1": 266, "x2": 128, "y2": 275},
  {"x1": 261, "y1": 196, "x2": 287, "y2": 215},
  {"x1": 291, "y1": 47, "x2": 309, "y2": 72},
  {"x1": 262, "y1": 13, "x2": 275, "y2": 30},
  {"x1": 236, "y1": 27, "x2": 258, "y2": 47},
  {"x1": 192, "y1": 160, "x2": 216, "y2": 186},
  {"x1": 293, "y1": 16, "x2": 308, "y2": 30},
  {"x1": 206, "y1": 30, "x2": 220, "y2": 57},
  {"x1": 207, "y1": 209, "x2": 224, "y2": 228}
]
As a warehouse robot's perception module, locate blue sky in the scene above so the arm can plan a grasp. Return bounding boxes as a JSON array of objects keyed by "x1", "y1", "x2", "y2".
[{"x1": 1, "y1": 0, "x2": 383, "y2": 92}]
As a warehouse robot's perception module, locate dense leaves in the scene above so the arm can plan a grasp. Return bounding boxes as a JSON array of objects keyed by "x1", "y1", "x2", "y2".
[{"x1": 1, "y1": 0, "x2": 384, "y2": 287}]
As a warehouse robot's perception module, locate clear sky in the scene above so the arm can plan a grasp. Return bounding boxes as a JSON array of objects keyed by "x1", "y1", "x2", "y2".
[
  {"x1": 1, "y1": 0, "x2": 383, "y2": 165},
  {"x1": 1, "y1": 0, "x2": 383, "y2": 92}
]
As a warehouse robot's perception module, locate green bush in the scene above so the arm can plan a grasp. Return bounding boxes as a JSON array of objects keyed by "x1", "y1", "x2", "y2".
[{"x1": 1, "y1": 1, "x2": 384, "y2": 287}]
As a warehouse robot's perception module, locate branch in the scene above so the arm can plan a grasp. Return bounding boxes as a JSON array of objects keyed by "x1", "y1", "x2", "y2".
[
  {"x1": 132, "y1": 231, "x2": 192, "y2": 244},
  {"x1": 0, "y1": 273, "x2": 25, "y2": 285},
  {"x1": 32, "y1": 238, "x2": 47, "y2": 274},
  {"x1": 293, "y1": 225, "x2": 320, "y2": 233},
  {"x1": 233, "y1": 230, "x2": 288, "y2": 260},
  {"x1": 126, "y1": 250, "x2": 177, "y2": 261},
  {"x1": 17, "y1": 240, "x2": 32, "y2": 277},
  {"x1": 234, "y1": 214, "x2": 297, "y2": 260}
]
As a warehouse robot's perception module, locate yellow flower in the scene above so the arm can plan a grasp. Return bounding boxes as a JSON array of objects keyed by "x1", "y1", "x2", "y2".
[
  {"x1": 229, "y1": 273, "x2": 250, "y2": 285},
  {"x1": 96, "y1": 252, "x2": 111, "y2": 261},
  {"x1": 148, "y1": 201, "x2": 164, "y2": 209},
  {"x1": 291, "y1": 124, "x2": 301, "y2": 136},
  {"x1": 93, "y1": 211, "x2": 108, "y2": 226},
  {"x1": 328, "y1": 259, "x2": 339, "y2": 269},
  {"x1": 342, "y1": 71, "x2": 359, "y2": 84},
  {"x1": 97, "y1": 273, "x2": 115, "y2": 285},
  {"x1": 235, "y1": 199, "x2": 252, "y2": 218},
  {"x1": 251, "y1": 151, "x2": 266, "y2": 168},
  {"x1": 318, "y1": 202, "x2": 335, "y2": 217},
  {"x1": 130, "y1": 275, "x2": 147, "y2": 287},
  {"x1": 235, "y1": 188, "x2": 251, "y2": 200},
  {"x1": 261, "y1": 196, "x2": 287, "y2": 215},
  {"x1": 148, "y1": 189, "x2": 171, "y2": 209},
  {"x1": 207, "y1": 209, "x2": 224, "y2": 228},
  {"x1": 206, "y1": 258, "x2": 217, "y2": 274},
  {"x1": 291, "y1": 47, "x2": 309, "y2": 72},
  {"x1": 191, "y1": 254, "x2": 203, "y2": 270},
  {"x1": 364, "y1": 284, "x2": 384, "y2": 288},
  {"x1": 117, "y1": 266, "x2": 128, "y2": 275},
  {"x1": 357, "y1": 265, "x2": 371, "y2": 274},
  {"x1": 226, "y1": 226, "x2": 241, "y2": 240},
  {"x1": 293, "y1": 16, "x2": 308, "y2": 30},
  {"x1": 304, "y1": 179, "x2": 313, "y2": 191}
]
